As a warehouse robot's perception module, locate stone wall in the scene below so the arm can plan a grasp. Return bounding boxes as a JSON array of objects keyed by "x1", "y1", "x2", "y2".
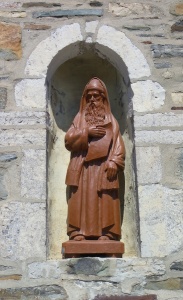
[{"x1": 0, "y1": 1, "x2": 183, "y2": 299}]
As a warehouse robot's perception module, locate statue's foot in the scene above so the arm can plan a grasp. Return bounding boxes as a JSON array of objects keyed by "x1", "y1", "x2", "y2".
[
  {"x1": 98, "y1": 235, "x2": 110, "y2": 240},
  {"x1": 73, "y1": 235, "x2": 85, "y2": 241}
]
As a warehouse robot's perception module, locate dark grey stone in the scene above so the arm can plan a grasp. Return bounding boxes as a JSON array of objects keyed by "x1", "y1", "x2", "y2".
[
  {"x1": 22, "y1": 2, "x2": 61, "y2": 8},
  {"x1": 33, "y1": 9, "x2": 103, "y2": 18},
  {"x1": 138, "y1": 34, "x2": 165, "y2": 37},
  {"x1": 123, "y1": 25, "x2": 150, "y2": 31},
  {"x1": 176, "y1": 149, "x2": 183, "y2": 181},
  {"x1": 67, "y1": 258, "x2": 104, "y2": 275},
  {"x1": 0, "y1": 49, "x2": 19, "y2": 61},
  {"x1": 154, "y1": 62, "x2": 172, "y2": 69},
  {"x1": 90, "y1": 1, "x2": 103, "y2": 7},
  {"x1": 0, "y1": 173, "x2": 8, "y2": 200},
  {"x1": 0, "y1": 285, "x2": 68, "y2": 300},
  {"x1": 0, "y1": 153, "x2": 17, "y2": 163},
  {"x1": 0, "y1": 76, "x2": 9, "y2": 80},
  {"x1": 151, "y1": 44, "x2": 183, "y2": 57},
  {"x1": 0, "y1": 87, "x2": 7, "y2": 109},
  {"x1": 171, "y1": 20, "x2": 183, "y2": 32},
  {"x1": 154, "y1": 34, "x2": 166, "y2": 37},
  {"x1": 171, "y1": 107, "x2": 183, "y2": 110},
  {"x1": 170, "y1": 261, "x2": 183, "y2": 271},
  {"x1": 0, "y1": 265, "x2": 13, "y2": 271}
]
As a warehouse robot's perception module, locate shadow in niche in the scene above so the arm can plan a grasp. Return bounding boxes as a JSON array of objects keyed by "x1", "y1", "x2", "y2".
[{"x1": 50, "y1": 51, "x2": 133, "y2": 135}]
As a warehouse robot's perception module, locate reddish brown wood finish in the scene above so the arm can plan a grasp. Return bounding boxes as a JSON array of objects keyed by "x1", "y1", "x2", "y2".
[
  {"x1": 62, "y1": 240, "x2": 124, "y2": 258},
  {"x1": 64, "y1": 77, "x2": 125, "y2": 245}
]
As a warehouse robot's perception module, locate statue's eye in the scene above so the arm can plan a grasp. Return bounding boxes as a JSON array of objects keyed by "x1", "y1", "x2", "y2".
[
  {"x1": 86, "y1": 94, "x2": 100, "y2": 101},
  {"x1": 86, "y1": 94, "x2": 92, "y2": 100}
]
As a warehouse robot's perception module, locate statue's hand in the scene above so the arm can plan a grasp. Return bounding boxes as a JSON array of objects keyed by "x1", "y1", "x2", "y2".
[
  {"x1": 106, "y1": 161, "x2": 118, "y2": 180},
  {"x1": 88, "y1": 126, "x2": 106, "y2": 138}
]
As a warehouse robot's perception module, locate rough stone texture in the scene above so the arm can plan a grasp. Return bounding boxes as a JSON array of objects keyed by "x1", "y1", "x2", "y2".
[
  {"x1": 90, "y1": 1, "x2": 103, "y2": 7},
  {"x1": 162, "y1": 69, "x2": 173, "y2": 79},
  {"x1": 139, "y1": 185, "x2": 183, "y2": 257},
  {"x1": 0, "y1": 285, "x2": 67, "y2": 300},
  {"x1": 170, "y1": 3, "x2": 183, "y2": 16},
  {"x1": 67, "y1": 257, "x2": 115, "y2": 276},
  {"x1": 0, "y1": 153, "x2": 18, "y2": 201},
  {"x1": 0, "y1": 129, "x2": 46, "y2": 147},
  {"x1": 136, "y1": 147, "x2": 162, "y2": 184},
  {"x1": 162, "y1": 147, "x2": 183, "y2": 188},
  {"x1": 85, "y1": 21, "x2": 99, "y2": 33},
  {"x1": 171, "y1": 93, "x2": 183, "y2": 106},
  {"x1": 139, "y1": 34, "x2": 165, "y2": 38},
  {"x1": 0, "y1": 152, "x2": 20, "y2": 201},
  {"x1": 0, "y1": 173, "x2": 8, "y2": 200},
  {"x1": 33, "y1": 9, "x2": 103, "y2": 18},
  {"x1": 171, "y1": 106, "x2": 183, "y2": 110},
  {"x1": 22, "y1": 2, "x2": 62, "y2": 8},
  {"x1": 0, "y1": 87, "x2": 7, "y2": 109},
  {"x1": 0, "y1": 22, "x2": 22, "y2": 60},
  {"x1": 151, "y1": 44, "x2": 183, "y2": 58},
  {"x1": 0, "y1": 111, "x2": 45, "y2": 126},
  {"x1": 0, "y1": 11, "x2": 26, "y2": 18},
  {"x1": 146, "y1": 278, "x2": 182, "y2": 290},
  {"x1": 154, "y1": 62, "x2": 172, "y2": 69},
  {"x1": 15, "y1": 79, "x2": 46, "y2": 109},
  {"x1": 27, "y1": 257, "x2": 165, "y2": 280},
  {"x1": 171, "y1": 20, "x2": 183, "y2": 32},
  {"x1": 0, "y1": 264, "x2": 14, "y2": 271},
  {"x1": 25, "y1": 23, "x2": 83, "y2": 77},
  {"x1": 123, "y1": 25, "x2": 150, "y2": 31},
  {"x1": 134, "y1": 113, "x2": 183, "y2": 128},
  {"x1": 0, "y1": 153, "x2": 19, "y2": 200},
  {"x1": 28, "y1": 261, "x2": 68, "y2": 279},
  {"x1": 135, "y1": 130, "x2": 183, "y2": 145},
  {"x1": 0, "y1": 2, "x2": 21, "y2": 9},
  {"x1": 109, "y1": 3, "x2": 161, "y2": 17},
  {"x1": 0, "y1": 274, "x2": 22, "y2": 280},
  {"x1": 0, "y1": 153, "x2": 17, "y2": 163},
  {"x1": 145, "y1": 290, "x2": 183, "y2": 300},
  {"x1": 0, "y1": 75, "x2": 9, "y2": 80},
  {"x1": 96, "y1": 26, "x2": 151, "y2": 80},
  {"x1": 24, "y1": 23, "x2": 51, "y2": 30},
  {"x1": 170, "y1": 261, "x2": 183, "y2": 271},
  {"x1": 21, "y1": 149, "x2": 46, "y2": 200},
  {"x1": 0, "y1": 202, "x2": 46, "y2": 260},
  {"x1": 132, "y1": 81, "x2": 165, "y2": 112}
]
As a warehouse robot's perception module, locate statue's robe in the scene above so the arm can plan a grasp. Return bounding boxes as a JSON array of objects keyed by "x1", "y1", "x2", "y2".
[{"x1": 65, "y1": 113, "x2": 125, "y2": 239}]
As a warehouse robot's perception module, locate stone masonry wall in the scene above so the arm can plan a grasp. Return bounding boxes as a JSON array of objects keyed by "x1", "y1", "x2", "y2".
[{"x1": 0, "y1": 1, "x2": 183, "y2": 299}]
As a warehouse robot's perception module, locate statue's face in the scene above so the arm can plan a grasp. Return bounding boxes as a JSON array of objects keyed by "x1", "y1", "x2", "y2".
[{"x1": 86, "y1": 89, "x2": 103, "y2": 108}]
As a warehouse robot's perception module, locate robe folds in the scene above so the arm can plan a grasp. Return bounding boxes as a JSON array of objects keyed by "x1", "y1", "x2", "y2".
[{"x1": 65, "y1": 113, "x2": 125, "y2": 239}]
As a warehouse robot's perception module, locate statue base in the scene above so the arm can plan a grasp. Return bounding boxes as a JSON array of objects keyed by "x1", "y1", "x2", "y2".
[{"x1": 62, "y1": 240, "x2": 124, "y2": 258}]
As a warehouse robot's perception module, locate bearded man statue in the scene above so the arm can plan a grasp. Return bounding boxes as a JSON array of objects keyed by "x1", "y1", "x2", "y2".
[{"x1": 65, "y1": 77, "x2": 125, "y2": 242}]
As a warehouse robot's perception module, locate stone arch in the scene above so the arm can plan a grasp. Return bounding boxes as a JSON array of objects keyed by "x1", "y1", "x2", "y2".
[
  {"x1": 23, "y1": 23, "x2": 154, "y2": 258},
  {"x1": 25, "y1": 23, "x2": 150, "y2": 81}
]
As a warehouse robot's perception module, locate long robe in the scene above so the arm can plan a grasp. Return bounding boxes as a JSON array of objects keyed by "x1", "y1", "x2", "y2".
[{"x1": 65, "y1": 113, "x2": 125, "y2": 239}]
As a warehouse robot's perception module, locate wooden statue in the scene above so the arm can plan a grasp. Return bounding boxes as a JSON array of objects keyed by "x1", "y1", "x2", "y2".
[{"x1": 62, "y1": 78, "x2": 125, "y2": 257}]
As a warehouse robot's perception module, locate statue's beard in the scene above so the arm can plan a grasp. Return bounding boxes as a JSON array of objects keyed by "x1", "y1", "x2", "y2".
[{"x1": 85, "y1": 102, "x2": 105, "y2": 126}]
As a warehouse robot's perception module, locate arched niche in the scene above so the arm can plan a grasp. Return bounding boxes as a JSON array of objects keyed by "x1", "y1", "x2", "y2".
[{"x1": 47, "y1": 50, "x2": 138, "y2": 258}]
